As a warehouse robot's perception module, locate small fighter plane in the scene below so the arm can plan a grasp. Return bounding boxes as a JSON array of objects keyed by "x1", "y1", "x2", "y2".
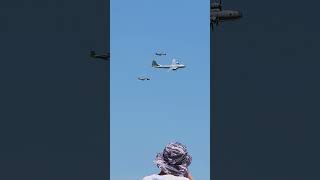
[
  {"x1": 155, "y1": 51, "x2": 167, "y2": 56},
  {"x1": 138, "y1": 76, "x2": 151, "y2": 81},
  {"x1": 152, "y1": 59, "x2": 185, "y2": 71},
  {"x1": 211, "y1": 0, "x2": 242, "y2": 30},
  {"x1": 90, "y1": 50, "x2": 110, "y2": 60}
]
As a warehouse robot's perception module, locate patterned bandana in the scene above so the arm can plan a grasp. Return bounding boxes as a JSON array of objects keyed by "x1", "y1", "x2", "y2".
[{"x1": 153, "y1": 142, "x2": 192, "y2": 177}]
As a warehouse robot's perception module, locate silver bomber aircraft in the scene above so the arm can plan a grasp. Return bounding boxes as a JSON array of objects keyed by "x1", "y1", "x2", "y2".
[{"x1": 152, "y1": 59, "x2": 186, "y2": 71}]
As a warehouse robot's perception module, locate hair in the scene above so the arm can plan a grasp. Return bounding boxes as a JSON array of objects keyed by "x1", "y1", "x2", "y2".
[{"x1": 154, "y1": 142, "x2": 192, "y2": 177}]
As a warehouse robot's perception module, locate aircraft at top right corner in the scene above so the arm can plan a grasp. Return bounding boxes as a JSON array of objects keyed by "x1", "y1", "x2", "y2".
[{"x1": 211, "y1": 0, "x2": 243, "y2": 31}]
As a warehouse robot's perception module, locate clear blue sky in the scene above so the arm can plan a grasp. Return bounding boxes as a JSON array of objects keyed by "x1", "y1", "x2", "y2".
[{"x1": 110, "y1": 0, "x2": 210, "y2": 179}]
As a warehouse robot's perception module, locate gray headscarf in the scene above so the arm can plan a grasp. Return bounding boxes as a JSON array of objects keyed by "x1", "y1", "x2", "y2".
[{"x1": 153, "y1": 142, "x2": 192, "y2": 177}]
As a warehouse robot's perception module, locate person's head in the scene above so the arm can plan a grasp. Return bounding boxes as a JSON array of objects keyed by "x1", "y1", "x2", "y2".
[{"x1": 154, "y1": 142, "x2": 192, "y2": 177}]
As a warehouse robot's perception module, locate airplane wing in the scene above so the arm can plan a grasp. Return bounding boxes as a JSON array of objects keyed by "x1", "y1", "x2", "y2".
[{"x1": 168, "y1": 66, "x2": 178, "y2": 72}]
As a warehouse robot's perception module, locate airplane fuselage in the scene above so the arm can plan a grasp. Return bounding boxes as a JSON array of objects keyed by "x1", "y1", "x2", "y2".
[
  {"x1": 211, "y1": 9, "x2": 242, "y2": 21},
  {"x1": 153, "y1": 64, "x2": 185, "y2": 70},
  {"x1": 210, "y1": 1, "x2": 242, "y2": 30},
  {"x1": 93, "y1": 55, "x2": 109, "y2": 60},
  {"x1": 90, "y1": 51, "x2": 110, "y2": 60},
  {"x1": 152, "y1": 59, "x2": 185, "y2": 71},
  {"x1": 138, "y1": 77, "x2": 150, "y2": 80}
]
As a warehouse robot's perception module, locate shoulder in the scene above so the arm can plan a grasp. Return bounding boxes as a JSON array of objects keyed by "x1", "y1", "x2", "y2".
[
  {"x1": 164, "y1": 175, "x2": 189, "y2": 180},
  {"x1": 142, "y1": 174, "x2": 160, "y2": 180},
  {"x1": 142, "y1": 174, "x2": 189, "y2": 180}
]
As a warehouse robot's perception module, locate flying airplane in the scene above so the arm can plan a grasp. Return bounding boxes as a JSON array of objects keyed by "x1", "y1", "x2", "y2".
[
  {"x1": 155, "y1": 51, "x2": 167, "y2": 56},
  {"x1": 90, "y1": 50, "x2": 110, "y2": 60},
  {"x1": 152, "y1": 59, "x2": 185, "y2": 71},
  {"x1": 211, "y1": 0, "x2": 242, "y2": 30},
  {"x1": 138, "y1": 76, "x2": 151, "y2": 81}
]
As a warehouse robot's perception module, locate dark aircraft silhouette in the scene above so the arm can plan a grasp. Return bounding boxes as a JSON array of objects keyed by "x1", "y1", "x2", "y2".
[
  {"x1": 211, "y1": 0, "x2": 242, "y2": 30},
  {"x1": 155, "y1": 51, "x2": 166, "y2": 56},
  {"x1": 90, "y1": 50, "x2": 110, "y2": 60},
  {"x1": 138, "y1": 76, "x2": 151, "y2": 81}
]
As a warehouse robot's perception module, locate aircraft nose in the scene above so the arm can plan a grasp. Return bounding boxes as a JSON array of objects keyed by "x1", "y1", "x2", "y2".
[{"x1": 238, "y1": 11, "x2": 243, "y2": 17}]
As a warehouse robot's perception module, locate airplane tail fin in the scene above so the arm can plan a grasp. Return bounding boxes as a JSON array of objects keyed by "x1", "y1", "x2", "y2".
[
  {"x1": 172, "y1": 58, "x2": 177, "y2": 65},
  {"x1": 152, "y1": 60, "x2": 159, "y2": 67}
]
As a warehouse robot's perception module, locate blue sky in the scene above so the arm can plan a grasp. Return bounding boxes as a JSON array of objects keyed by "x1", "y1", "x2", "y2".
[{"x1": 110, "y1": 0, "x2": 210, "y2": 179}]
